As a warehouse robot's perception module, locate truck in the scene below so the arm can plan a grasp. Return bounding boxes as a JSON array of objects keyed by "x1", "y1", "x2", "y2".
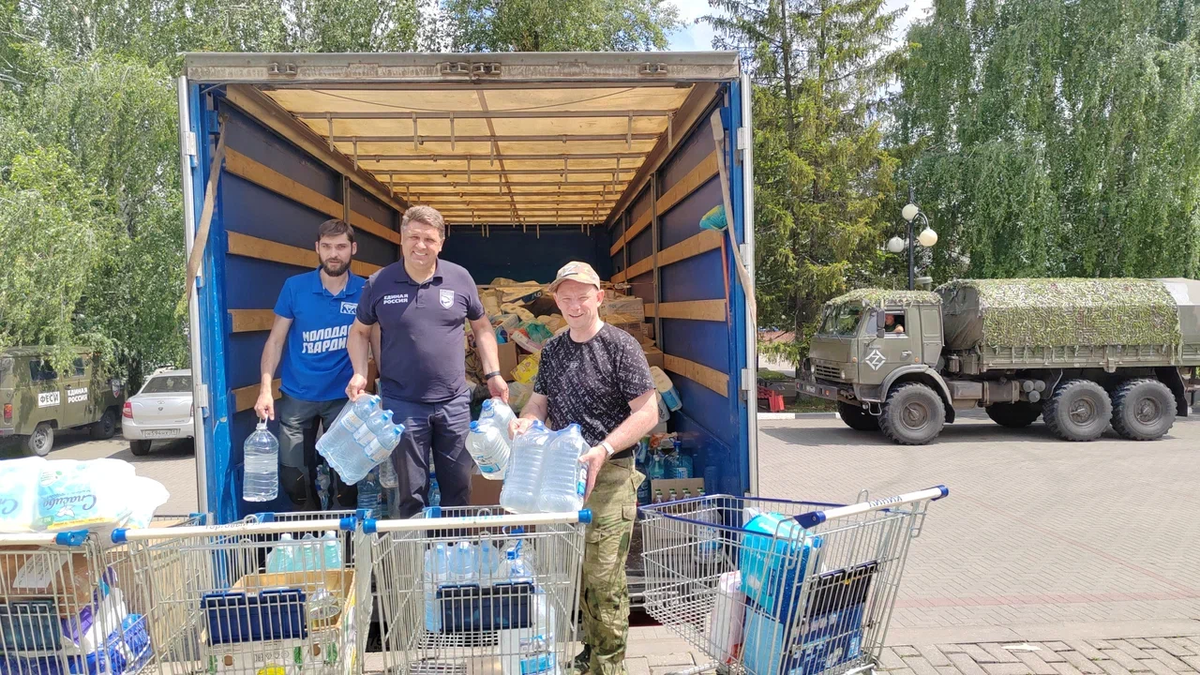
[
  {"x1": 800, "y1": 279, "x2": 1200, "y2": 444},
  {"x1": 0, "y1": 347, "x2": 125, "y2": 456},
  {"x1": 176, "y1": 52, "x2": 757, "y2": 599}
]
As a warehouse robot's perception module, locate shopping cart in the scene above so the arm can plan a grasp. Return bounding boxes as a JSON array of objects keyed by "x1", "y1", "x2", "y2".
[
  {"x1": 366, "y1": 506, "x2": 590, "y2": 675},
  {"x1": 639, "y1": 487, "x2": 949, "y2": 675},
  {"x1": 112, "y1": 515, "x2": 370, "y2": 675},
  {"x1": 0, "y1": 515, "x2": 208, "y2": 675}
]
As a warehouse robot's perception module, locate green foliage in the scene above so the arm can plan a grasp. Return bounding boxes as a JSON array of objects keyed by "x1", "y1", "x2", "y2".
[
  {"x1": 441, "y1": 0, "x2": 681, "y2": 52},
  {"x1": 897, "y1": 0, "x2": 1200, "y2": 281},
  {"x1": 705, "y1": 0, "x2": 903, "y2": 364}
]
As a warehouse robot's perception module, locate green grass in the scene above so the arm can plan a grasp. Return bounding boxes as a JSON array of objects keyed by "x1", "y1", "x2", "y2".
[
  {"x1": 786, "y1": 397, "x2": 837, "y2": 413},
  {"x1": 757, "y1": 368, "x2": 790, "y2": 381}
]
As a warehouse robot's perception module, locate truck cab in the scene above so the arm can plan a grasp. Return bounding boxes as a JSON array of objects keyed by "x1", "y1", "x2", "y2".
[{"x1": 800, "y1": 290, "x2": 955, "y2": 443}]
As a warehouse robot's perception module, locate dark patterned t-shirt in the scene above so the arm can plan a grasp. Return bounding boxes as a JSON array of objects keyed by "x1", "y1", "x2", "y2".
[{"x1": 534, "y1": 323, "x2": 656, "y2": 453}]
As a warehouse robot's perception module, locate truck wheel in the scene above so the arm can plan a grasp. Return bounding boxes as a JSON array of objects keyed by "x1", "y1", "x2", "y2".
[
  {"x1": 1044, "y1": 379, "x2": 1112, "y2": 441},
  {"x1": 129, "y1": 440, "x2": 153, "y2": 456},
  {"x1": 26, "y1": 423, "x2": 54, "y2": 457},
  {"x1": 879, "y1": 383, "x2": 946, "y2": 445},
  {"x1": 90, "y1": 408, "x2": 117, "y2": 440},
  {"x1": 1111, "y1": 379, "x2": 1175, "y2": 441},
  {"x1": 837, "y1": 402, "x2": 880, "y2": 431},
  {"x1": 985, "y1": 402, "x2": 1041, "y2": 428}
]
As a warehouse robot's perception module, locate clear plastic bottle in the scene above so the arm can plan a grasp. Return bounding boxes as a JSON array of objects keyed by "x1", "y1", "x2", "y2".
[
  {"x1": 500, "y1": 421, "x2": 553, "y2": 514},
  {"x1": 428, "y1": 472, "x2": 441, "y2": 507},
  {"x1": 424, "y1": 543, "x2": 450, "y2": 631},
  {"x1": 243, "y1": 420, "x2": 279, "y2": 502},
  {"x1": 316, "y1": 464, "x2": 332, "y2": 511},
  {"x1": 450, "y1": 542, "x2": 478, "y2": 584},
  {"x1": 322, "y1": 531, "x2": 342, "y2": 569},
  {"x1": 377, "y1": 457, "x2": 398, "y2": 489},
  {"x1": 648, "y1": 451, "x2": 666, "y2": 481},
  {"x1": 480, "y1": 398, "x2": 517, "y2": 433},
  {"x1": 299, "y1": 533, "x2": 319, "y2": 571},
  {"x1": 535, "y1": 424, "x2": 589, "y2": 513},
  {"x1": 357, "y1": 467, "x2": 383, "y2": 519},
  {"x1": 466, "y1": 419, "x2": 510, "y2": 479}
]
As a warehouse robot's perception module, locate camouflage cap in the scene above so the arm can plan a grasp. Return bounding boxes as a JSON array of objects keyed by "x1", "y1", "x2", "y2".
[{"x1": 548, "y1": 261, "x2": 602, "y2": 293}]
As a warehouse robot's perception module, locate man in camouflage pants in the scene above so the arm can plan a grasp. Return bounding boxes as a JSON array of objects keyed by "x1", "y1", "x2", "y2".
[{"x1": 510, "y1": 262, "x2": 659, "y2": 675}]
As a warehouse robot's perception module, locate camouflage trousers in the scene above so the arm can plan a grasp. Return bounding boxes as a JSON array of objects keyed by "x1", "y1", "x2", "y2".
[{"x1": 579, "y1": 456, "x2": 644, "y2": 675}]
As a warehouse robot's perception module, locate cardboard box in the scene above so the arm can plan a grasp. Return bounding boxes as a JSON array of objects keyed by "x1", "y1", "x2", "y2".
[
  {"x1": 600, "y1": 296, "x2": 645, "y2": 321},
  {"x1": 642, "y1": 322, "x2": 655, "y2": 341},
  {"x1": 497, "y1": 341, "x2": 519, "y2": 381},
  {"x1": 210, "y1": 569, "x2": 358, "y2": 675},
  {"x1": 470, "y1": 470, "x2": 504, "y2": 507},
  {"x1": 649, "y1": 478, "x2": 705, "y2": 503},
  {"x1": 642, "y1": 346, "x2": 665, "y2": 370}
]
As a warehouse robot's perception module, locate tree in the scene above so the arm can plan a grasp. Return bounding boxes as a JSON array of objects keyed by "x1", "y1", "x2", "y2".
[
  {"x1": 706, "y1": 0, "x2": 903, "y2": 363},
  {"x1": 896, "y1": 0, "x2": 1200, "y2": 280},
  {"x1": 442, "y1": 0, "x2": 681, "y2": 51}
]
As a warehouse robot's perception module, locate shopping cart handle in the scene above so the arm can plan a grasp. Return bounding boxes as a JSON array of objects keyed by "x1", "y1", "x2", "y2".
[
  {"x1": 55, "y1": 531, "x2": 89, "y2": 547},
  {"x1": 795, "y1": 485, "x2": 949, "y2": 529},
  {"x1": 364, "y1": 509, "x2": 593, "y2": 534}
]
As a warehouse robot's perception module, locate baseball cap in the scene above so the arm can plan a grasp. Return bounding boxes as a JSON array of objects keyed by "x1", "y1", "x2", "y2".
[{"x1": 548, "y1": 261, "x2": 602, "y2": 293}]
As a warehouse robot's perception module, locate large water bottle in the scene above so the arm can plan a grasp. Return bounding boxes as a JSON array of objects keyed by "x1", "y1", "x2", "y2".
[
  {"x1": 299, "y1": 533, "x2": 319, "y2": 571},
  {"x1": 466, "y1": 419, "x2": 510, "y2": 479},
  {"x1": 267, "y1": 533, "x2": 296, "y2": 572},
  {"x1": 424, "y1": 543, "x2": 450, "y2": 631},
  {"x1": 500, "y1": 422, "x2": 553, "y2": 514},
  {"x1": 480, "y1": 398, "x2": 516, "y2": 434},
  {"x1": 243, "y1": 420, "x2": 279, "y2": 502},
  {"x1": 506, "y1": 547, "x2": 533, "y2": 583},
  {"x1": 322, "y1": 531, "x2": 342, "y2": 569},
  {"x1": 378, "y1": 457, "x2": 398, "y2": 489},
  {"x1": 449, "y1": 542, "x2": 478, "y2": 584},
  {"x1": 358, "y1": 468, "x2": 383, "y2": 519},
  {"x1": 536, "y1": 424, "x2": 589, "y2": 513}
]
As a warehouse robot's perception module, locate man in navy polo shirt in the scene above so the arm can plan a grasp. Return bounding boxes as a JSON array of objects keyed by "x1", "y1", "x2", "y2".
[
  {"x1": 346, "y1": 205, "x2": 507, "y2": 517},
  {"x1": 256, "y1": 218, "x2": 366, "y2": 510}
]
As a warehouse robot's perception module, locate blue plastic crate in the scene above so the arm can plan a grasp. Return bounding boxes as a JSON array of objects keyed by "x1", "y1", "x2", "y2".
[
  {"x1": 0, "y1": 613, "x2": 151, "y2": 675},
  {"x1": 202, "y1": 588, "x2": 307, "y2": 645}
]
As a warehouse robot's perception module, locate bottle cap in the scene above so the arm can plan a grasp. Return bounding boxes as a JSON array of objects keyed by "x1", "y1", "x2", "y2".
[
  {"x1": 470, "y1": 421, "x2": 479, "y2": 431},
  {"x1": 482, "y1": 399, "x2": 493, "y2": 410}
]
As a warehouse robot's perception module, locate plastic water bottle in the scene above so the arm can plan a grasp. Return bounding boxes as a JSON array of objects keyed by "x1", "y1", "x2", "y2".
[
  {"x1": 648, "y1": 451, "x2": 666, "y2": 481},
  {"x1": 268, "y1": 534, "x2": 295, "y2": 572},
  {"x1": 322, "y1": 531, "x2": 342, "y2": 569},
  {"x1": 316, "y1": 463, "x2": 332, "y2": 510},
  {"x1": 424, "y1": 543, "x2": 450, "y2": 631},
  {"x1": 506, "y1": 547, "x2": 533, "y2": 583},
  {"x1": 480, "y1": 398, "x2": 516, "y2": 433},
  {"x1": 358, "y1": 468, "x2": 383, "y2": 519},
  {"x1": 378, "y1": 457, "x2": 398, "y2": 489},
  {"x1": 450, "y1": 542, "x2": 478, "y2": 583},
  {"x1": 466, "y1": 419, "x2": 510, "y2": 479},
  {"x1": 243, "y1": 420, "x2": 279, "y2": 502},
  {"x1": 500, "y1": 422, "x2": 553, "y2": 514},
  {"x1": 299, "y1": 533, "x2": 319, "y2": 571},
  {"x1": 536, "y1": 424, "x2": 589, "y2": 513},
  {"x1": 428, "y1": 472, "x2": 441, "y2": 506},
  {"x1": 477, "y1": 543, "x2": 505, "y2": 583}
]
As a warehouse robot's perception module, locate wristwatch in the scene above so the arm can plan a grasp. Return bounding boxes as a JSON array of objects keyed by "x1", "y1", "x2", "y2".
[
  {"x1": 484, "y1": 371, "x2": 502, "y2": 380},
  {"x1": 601, "y1": 440, "x2": 615, "y2": 457}
]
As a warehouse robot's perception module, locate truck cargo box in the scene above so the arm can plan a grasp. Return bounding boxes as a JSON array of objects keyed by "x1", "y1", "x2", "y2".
[{"x1": 176, "y1": 52, "x2": 757, "y2": 525}]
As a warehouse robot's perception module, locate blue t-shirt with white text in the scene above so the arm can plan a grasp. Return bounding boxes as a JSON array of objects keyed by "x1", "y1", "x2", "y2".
[{"x1": 273, "y1": 270, "x2": 365, "y2": 402}]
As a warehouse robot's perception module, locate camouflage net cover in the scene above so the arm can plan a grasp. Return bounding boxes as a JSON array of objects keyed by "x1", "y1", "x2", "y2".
[
  {"x1": 826, "y1": 288, "x2": 942, "y2": 309},
  {"x1": 937, "y1": 278, "x2": 1183, "y2": 349}
]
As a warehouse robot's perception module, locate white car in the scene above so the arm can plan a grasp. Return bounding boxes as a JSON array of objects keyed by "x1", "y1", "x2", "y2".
[{"x1": 123, "y1": 368, "x2": 194, "y2": 456}]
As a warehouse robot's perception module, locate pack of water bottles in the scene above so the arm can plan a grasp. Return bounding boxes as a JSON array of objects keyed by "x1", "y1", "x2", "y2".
[
  {"x1": 316, "y1": 394, "x2": 406, "y2": 485},
  {"x1": 421, "y1": 533, "x2": 535, "y2": 632},
  {"x1": 264, "y1": 530, "x2": 344, "y2": 572},
  {"x1": 499, "y1": 422, "x2": 590, "y2": 514}
]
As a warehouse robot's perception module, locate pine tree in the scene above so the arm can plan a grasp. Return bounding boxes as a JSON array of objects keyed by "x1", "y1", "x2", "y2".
[{"x1": 705, "y1": 0, "x2": 903, "y2": 362}]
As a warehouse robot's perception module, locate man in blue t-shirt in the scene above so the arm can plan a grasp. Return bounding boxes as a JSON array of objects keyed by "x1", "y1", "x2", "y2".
[{"x1": 255, "y1": 218, "x2": 367, "y2": 510}]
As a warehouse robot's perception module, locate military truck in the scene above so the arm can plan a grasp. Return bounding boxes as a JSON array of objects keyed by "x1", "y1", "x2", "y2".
[
  {"x1": 799, "y1": 279, "x2": 1200, "y2": 444},
  {"x1": 0, "y1": 348, "x2": 126, "y2": 456}
]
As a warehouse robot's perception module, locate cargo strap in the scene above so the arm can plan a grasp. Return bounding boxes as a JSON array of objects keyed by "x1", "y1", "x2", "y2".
[{"x1": 181, "y1": 115, "x2": 228, "y2": 309}]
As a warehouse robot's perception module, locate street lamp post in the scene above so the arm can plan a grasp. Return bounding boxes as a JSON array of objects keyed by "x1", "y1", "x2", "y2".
[{"x1": 887, "y1": 189, "x2": 938, "y2": 290}]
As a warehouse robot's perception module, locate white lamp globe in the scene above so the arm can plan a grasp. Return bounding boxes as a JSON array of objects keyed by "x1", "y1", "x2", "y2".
[
  {"x1": 902, "y1": 203, "x2": 920, "y2": 222},
  {"x1": 887, "y1": 236, "x2": 906, "y2": 253},
  {"x1": 917, "y1": 227, "x2": 938, "y2": 247}
]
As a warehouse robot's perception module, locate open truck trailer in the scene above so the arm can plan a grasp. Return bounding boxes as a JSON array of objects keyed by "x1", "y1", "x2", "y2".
[{"x1": 179, "y1": 52, "x2": 758, "y2": 584}]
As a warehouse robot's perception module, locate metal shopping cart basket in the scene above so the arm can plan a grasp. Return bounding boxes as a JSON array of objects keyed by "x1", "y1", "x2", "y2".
[
  {"x1": 366, "y1": 506, "x2": 590, "y2": 675},
  {"x1": 111, "y1": 514, "x2": 370, "y2": 675},
  {"x1": 0, "y1": 515, "x2": 207, "y2": 675},
  {"x1": 639, "y1": 487, "x2": 949, "y2": 675}
]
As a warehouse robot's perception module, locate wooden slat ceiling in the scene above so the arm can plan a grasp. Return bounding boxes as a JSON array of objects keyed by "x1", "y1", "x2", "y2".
[{"x1": 263, "y1": 85, "x2": 694, "y2": 226}]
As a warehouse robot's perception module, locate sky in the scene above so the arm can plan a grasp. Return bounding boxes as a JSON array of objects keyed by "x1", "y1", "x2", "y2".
[{"x1": 665, "y1": 0, "x2": 935, "y2": 51}]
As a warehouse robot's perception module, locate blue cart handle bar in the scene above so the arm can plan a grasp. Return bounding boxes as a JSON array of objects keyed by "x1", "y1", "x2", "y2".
[
  {"x1": 363, "y1": 509, "x2": 592, "y2": 534},
  {"x1": 795, "y1": 485, "x2": 949, "y2": 529}
]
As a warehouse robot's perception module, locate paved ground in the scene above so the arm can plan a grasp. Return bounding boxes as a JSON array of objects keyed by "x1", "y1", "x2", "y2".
[{"x1": 35, "y1": 415, "x2": 1200, "y2": 673}]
